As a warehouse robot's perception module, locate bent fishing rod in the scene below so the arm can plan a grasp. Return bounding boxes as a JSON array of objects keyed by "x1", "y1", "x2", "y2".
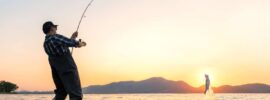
[{"x1": 71, "y1": 0, "x2": 95, "y2": 55}]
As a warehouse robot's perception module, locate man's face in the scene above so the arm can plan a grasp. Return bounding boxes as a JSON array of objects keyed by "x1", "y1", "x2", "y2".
[{"x1": 50, "y1": 25, "x2": 57, "y2": 34}]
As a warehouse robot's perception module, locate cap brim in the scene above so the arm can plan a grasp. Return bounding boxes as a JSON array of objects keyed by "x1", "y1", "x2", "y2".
[{"x1": 52, "y1": 25, "x2": 58, "y2": 28}]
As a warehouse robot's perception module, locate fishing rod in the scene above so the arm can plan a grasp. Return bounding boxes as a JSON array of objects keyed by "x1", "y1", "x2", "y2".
[{"x1": 71, "y1": 0, "x2": 95, "y2": 54}]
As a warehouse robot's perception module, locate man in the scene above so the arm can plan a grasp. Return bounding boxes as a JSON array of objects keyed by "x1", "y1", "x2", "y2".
[
  {"x1": 42, "y1": 21, "x2": 86, "y2": 100},
  {"x1": 204, "y1": 74, "x2": 210, "y2": 94}
]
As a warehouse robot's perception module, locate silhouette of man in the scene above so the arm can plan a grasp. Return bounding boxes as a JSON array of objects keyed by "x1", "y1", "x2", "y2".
[
  {"x1": 204, "y1": 74, "x2": 210, "y2": 94},
  {"x1": 42, "y1": 21, "x2": 86, "y2": 100}
]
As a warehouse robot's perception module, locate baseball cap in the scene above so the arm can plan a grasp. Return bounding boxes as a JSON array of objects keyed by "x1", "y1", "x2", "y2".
[{"x1": 42, "y1": 21, "x2": 58, "y2": 34}]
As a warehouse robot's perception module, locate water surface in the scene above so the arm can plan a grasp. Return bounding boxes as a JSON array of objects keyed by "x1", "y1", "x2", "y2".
[{"x1": 1, "y1": 93, "x2": 270, "y2": 100}]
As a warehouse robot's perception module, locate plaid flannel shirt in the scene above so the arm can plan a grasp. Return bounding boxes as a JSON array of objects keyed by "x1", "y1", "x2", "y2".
[{"x1": 43, "y1": 34, "x2": 79, "y2": 56}]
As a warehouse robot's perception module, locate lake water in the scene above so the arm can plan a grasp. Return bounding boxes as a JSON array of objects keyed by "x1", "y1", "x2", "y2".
[{"x1": 1, "y1": 93, "x2": 270, "y2": 100}]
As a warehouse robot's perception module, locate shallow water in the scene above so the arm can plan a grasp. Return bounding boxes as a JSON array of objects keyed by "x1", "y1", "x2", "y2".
[{"x1": 1, "y1": 93, "x2": 270, "y2": 100}]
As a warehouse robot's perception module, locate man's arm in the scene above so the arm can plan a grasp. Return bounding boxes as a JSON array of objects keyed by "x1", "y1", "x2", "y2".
[{"x1": 54, "y1": 34, "x2": 79, "y2": 47}]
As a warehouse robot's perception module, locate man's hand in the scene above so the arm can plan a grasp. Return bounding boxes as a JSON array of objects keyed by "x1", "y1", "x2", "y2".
[
  {"x1": 71, "y1": 31, "x2": 78, "y2": 39},
  {"x1": 78, "y1": 41, "x2": 87, "y2": 47}
]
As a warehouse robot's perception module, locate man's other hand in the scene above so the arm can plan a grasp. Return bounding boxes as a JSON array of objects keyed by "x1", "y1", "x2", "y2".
[{"x1": 71, "y1": 31, "x2": 78, "y2": 39}]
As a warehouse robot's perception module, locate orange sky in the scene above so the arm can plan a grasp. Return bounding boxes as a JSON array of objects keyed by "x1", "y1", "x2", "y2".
[{"x1": 1, "y1": 0, "x2": 270, "y2": 91}]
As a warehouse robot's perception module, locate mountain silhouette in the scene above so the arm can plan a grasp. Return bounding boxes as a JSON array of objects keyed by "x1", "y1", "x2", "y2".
[
  {"x1": 83, "y1": 77, "x2": 270, "y2": 93},
  {"x1": 83, "y1": 77, "x2": 198, "y2": 93},
  {"x1": 214, "y1": 83, "x2": 270, "y2": 93}
]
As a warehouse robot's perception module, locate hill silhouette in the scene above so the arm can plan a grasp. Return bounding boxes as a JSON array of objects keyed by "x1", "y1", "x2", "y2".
[{"x1": 82, "y1": 77, "x2": 270, "y2": 93}]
